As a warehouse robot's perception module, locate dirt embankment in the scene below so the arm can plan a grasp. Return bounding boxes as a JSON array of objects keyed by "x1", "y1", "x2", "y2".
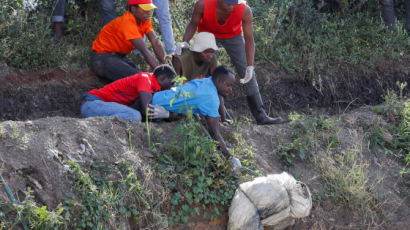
[
  {"x1": 0, "y1": 59, "x2": 408, "y2": 122},
  {"x1": 0, "y1": 60, "x2": 409, "y2": 229}
]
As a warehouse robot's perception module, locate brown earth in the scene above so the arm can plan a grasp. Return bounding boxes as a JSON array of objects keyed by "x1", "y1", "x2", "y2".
[{"x1": 0, "y1": 60, "x2": 409, "y2": 229}]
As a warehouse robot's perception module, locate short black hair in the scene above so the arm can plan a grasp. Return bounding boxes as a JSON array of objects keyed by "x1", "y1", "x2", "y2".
[
  {"x1": 153, "y1": 64, "x2": 177, "y2": 80},
  {"x1": 129, "y1": 5, "x2": 139, "y2": 11},
  {"x1": 212, "y1": 65, "x2": 234, "y2": 81}
]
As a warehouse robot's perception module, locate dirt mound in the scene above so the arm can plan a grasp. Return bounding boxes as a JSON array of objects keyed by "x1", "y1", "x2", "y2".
[
  {"x1": 0, "y1": 108, "x2": 408, "y2": 229},
  {"x1": 0, "y1": 61, "x2": 409, "y2": 229}
]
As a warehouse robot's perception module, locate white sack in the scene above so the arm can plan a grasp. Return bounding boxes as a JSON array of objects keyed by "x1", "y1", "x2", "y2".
[
  {"x1": 240, "y1": 177, "x2": 290, "y2": 219},
  {"x1": 228, "y1": 189, "x2": 263, "y2": 230},
  {"x1": 289, "y1": 181, "x2": 312, "y2": 218}
]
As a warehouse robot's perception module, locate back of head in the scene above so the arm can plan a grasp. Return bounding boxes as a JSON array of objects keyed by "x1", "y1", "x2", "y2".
[
  {"x1": 212, "y1": 65, "x2": 234, "y2": 81},
  {"x1": 153, "y1": 64, "x2": 177, "y2": 80}
]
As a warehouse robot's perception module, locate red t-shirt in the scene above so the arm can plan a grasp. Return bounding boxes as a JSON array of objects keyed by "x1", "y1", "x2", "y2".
[
  {"x1": 88, "y1": 72, "x2": 161, "y2": 106},
  {"x1": 92, "y1": 11, "x2": 154, "y2": 54},
  {"x1": 197, "y1": 0, "x2": 245, "y2": 39}
]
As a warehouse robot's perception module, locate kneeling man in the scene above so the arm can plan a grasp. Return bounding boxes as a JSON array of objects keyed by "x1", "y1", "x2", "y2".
[
  {"x1": 149, "y1": 65, "x2": 235, "y2": 159},
  {"x1": 81, "y1": 65, "x2": 176, "y2": 121}
]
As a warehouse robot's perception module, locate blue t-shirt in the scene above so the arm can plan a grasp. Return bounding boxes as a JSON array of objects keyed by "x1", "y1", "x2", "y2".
[{"x1": 152, "y1": 77, "x2": 220, "y2": 118}]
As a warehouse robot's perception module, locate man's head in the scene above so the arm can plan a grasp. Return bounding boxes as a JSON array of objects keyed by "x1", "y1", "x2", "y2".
[
  {"x1": 129, "y1": 0, "x2": 157, "y2": 22},
  {"x1": 212, "y1": 66, "x2": 235, "y2": 97},
  {"x1": 218, "y1": 0, "x2": 245, "y2": 13},
  {"x1": 153, "y1": 64, "x2": 177, "y2": 90},
  {"x1": 190, "y1": 32, "x2": 219, "y2": 63}
]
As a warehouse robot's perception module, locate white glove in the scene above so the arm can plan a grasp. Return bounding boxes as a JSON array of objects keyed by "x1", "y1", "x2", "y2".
[
  {"x1": 175, "y1": 42, "x2": 190, "y2": 55},
  {"x1": 240, "y1": 66, "x2": 254, "y2": 84},
  {"x1": 148, "y1": 104, "x2": 170, "y2": 119},
  {"x1": 230, "y1": 157, "x2": 242, "y2": 171}
]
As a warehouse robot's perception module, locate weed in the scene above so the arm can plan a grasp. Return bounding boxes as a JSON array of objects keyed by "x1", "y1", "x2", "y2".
[
  {"x1": 368, "y1": 120, "x2": 388, "y2": 151},
  {"x1": 146, "y1": 75, "x2": 237, "y2": 225},
  {"x1": 373, "y1": 83, "x2": 409, "y2": 174},
  {"x1": 318, "y1": 150, "x2": 380, "y2": 223},
  {"x1": 127, "y1": 129, "x2": 135, "y2": 153},
  {"x1": 0, "y1": 188, "x2": 67, "y2": 230},
  {"x1": 0, "y1": 125, "x2": 4, "y2": 138},
  {"x1": 276, "y1": 113, "x2": 339, "y2": 170},
  {"x1": 65, "y1": 161, "x2": 151, "y2": 229},
  {"x1": 12, "y1": 124, "x2": 20, "y2": 139}
]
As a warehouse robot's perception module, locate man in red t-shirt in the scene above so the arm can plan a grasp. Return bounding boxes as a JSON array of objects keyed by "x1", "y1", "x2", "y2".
[
  {"x1": 178, "y1": 0, "x2": 285, "y2": 125},
  {"x1": 90, "y1": 0, "x2": 166, "y2": 82},
  {"x1": 81, "y1": 65, "x2": 176, "y2": 121}
]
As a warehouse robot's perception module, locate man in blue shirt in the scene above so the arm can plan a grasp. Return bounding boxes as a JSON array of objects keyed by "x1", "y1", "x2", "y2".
[{"x1": 148, "y1": 65, "x2": 235, "y2": 159}]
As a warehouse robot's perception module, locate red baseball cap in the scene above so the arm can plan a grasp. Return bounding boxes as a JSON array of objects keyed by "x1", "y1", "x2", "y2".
[{"x1": 128, "y1": 0, "x2": 157, "y2": 10}]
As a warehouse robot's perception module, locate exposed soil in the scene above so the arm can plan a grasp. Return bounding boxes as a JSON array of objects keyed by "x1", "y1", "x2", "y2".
[
  {"x1": 0, "y1": 60, "x2": 409, "y2": 229},
  {"x1": 1, "y1": 59, "x2": 409, "y2": 122}
]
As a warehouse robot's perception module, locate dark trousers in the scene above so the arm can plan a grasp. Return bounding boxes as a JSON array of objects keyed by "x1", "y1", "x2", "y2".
[
  {"x1": 380, "y1": 0, "x2": 410, "y2": 31},
  {"x1": 216, "y1": 35, "x2": 259, "y2": 96},
  {"x1": 90, "y1": 52, "x2": 141, "y2": 82}
]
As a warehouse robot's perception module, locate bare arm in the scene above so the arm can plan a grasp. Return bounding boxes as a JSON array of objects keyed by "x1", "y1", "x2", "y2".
[
  {"x1": 218, "y1": 95, "x2": 227, "y2": 122},
  {"x1": 209, "y1": 59, "x2": 217, "y2": 76},
  {"x1": 130, "y1": 38, "x2": 159, "y2": 69},
  {"x1": 147, "y1": 31, "x2": 166, "y2": 64},
  {"x1": 172, "y1": 56, "x2": 183, "y2": 76},
  {"x1": 242, "y1": 6, "x2": 255, "y2": 67},
  {"x1": 182, "y1": 0, "x2": 204, "y2": 43},
  {"x1": 138, "y1": 91, "x2": 153, "y2": 117},
  {"x1": 207, "y1": 116, "x2": 231, "y2": 159}
]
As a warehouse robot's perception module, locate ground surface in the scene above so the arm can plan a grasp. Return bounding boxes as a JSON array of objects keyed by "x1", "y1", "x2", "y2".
[{"x1": 0, "y1": 60, "x2": 409, "y2": 229}]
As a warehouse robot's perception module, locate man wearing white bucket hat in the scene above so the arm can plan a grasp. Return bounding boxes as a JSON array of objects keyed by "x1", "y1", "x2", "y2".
[
  {"x1": 172, "y1": 32, "x2": 218, "y2": 81},
  {"x1": 178, "y1": 0, "x2": 285, "y2": 125},
  {"x1": 173, "y1": 32, "x2": 232, "y2": 123}
]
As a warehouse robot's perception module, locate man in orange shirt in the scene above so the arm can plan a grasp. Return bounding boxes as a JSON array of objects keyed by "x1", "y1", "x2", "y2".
[{"x1": 90, "y1": 0, "x2": 166, "y2": 82}]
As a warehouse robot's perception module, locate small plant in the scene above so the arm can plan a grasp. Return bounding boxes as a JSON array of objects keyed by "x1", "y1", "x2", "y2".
[
  {"x1": 12, "y1": 124, "x2": 20, "y2": 139},
  {"x1": 148, "y1": 75, "x2": 237, "y2": 225},
  {"x1": 276, "y1": 113, "x2": 338, "y2": 170},
  {"x1": 319, "y1": 150, "x2": 379, "y2": 222},
  {"x1": 15, "y1": 188, "x2": 67, "y2": 230},
  {"x1": 65, "y1": 161, "x2": 150, "y2": 229},
  {"x1": 0, "y1": 125, "x2": 5, "y2": 138}
]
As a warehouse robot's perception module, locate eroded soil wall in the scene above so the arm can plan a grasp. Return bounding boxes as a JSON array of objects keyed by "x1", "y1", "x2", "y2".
[{"x1": 0, "y1": 60, "x2": 408, "y2": 121}]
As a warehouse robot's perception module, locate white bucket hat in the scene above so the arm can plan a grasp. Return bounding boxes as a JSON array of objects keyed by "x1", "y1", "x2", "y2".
[{"x1": 190, "y1": 32, "x2": 219, "y2": 53}]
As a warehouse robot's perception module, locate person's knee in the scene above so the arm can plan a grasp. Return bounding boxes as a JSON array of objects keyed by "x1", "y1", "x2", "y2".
[
  {"x1": 90, "y1": 59, "x2": 105, "y2": 77},
  {"x1": 81, "y1": 102, "x2": 95, "y2": 118},
  {"x1": 120, "y1": 110, "x2": 142, "y2": 122}
]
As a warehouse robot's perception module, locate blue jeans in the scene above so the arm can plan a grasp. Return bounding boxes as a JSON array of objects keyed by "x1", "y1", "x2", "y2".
[
  {"x1": 52, "y1": 0, "x2": 117, "y2": 25},
  {"x1": 52, "y1": 0, "x2": 65, "y2": 22},
  {"x1": 153, "y1": 0, "x2": 175, "y2": 55},
  {"x1": 134, "y1": 0, "x2": 175, "y2": 55},
  {"x1": 380, "y1": 0, "x2": 410, "y2": 30},
  {"x1": 99, "y1": 0, "x2": 117, "y2": 25},
  {"x1": 81, "y1": 94, "x2": 142, "y2": 121}
]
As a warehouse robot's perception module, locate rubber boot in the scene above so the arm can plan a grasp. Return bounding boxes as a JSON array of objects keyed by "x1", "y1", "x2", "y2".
[{"x1": 246, "y1": 93, "x2": 285, "y2": 125}]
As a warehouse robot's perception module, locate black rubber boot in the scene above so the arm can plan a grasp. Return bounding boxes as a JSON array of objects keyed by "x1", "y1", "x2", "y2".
[{"x1": 246, "y1": 93, "x2": 285, "y2": 125}]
